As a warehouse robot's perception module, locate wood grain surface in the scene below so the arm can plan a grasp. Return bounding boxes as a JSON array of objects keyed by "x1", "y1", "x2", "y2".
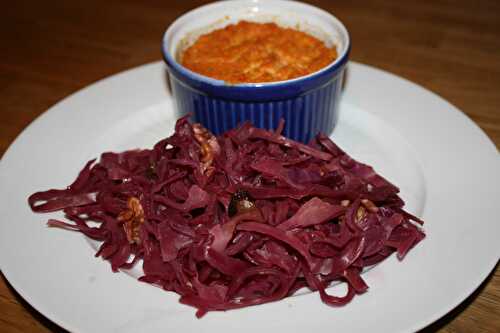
[{"x1": 1, "y1": 0, "x2": 499, "y2": 332}]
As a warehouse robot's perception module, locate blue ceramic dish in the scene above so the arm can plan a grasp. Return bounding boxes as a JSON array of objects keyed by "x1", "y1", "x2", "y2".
[{"x1": 162, "y1": 0, "x2": 350, "y2": 143}]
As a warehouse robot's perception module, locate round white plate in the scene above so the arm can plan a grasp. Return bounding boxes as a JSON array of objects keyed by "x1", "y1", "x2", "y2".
[{"x1": 0, "y1": 62, "x2": 498, "y2": 333}]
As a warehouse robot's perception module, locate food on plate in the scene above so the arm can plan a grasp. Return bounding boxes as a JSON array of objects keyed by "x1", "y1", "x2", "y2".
[
  {"x1": 180, "y1": 21, "x2": 338, "y2": 83},
  {"x1": 28, "y1": 116, "x2": 425, "y2": 317}
]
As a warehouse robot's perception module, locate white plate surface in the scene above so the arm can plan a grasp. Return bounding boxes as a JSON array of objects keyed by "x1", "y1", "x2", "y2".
[{"x1": 0, "y1": 62, "x2": 498, "y2": 333}]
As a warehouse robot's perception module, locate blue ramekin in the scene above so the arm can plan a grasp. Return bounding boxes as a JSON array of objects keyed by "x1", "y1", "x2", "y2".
[{"x1": 162, "y1": 0, "x2": 350, "y2": 143}]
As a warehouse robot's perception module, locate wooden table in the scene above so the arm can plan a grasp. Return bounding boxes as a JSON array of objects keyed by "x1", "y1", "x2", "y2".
[{"x1": 1, "y1": 1, "x2": 499, "y2": 332}]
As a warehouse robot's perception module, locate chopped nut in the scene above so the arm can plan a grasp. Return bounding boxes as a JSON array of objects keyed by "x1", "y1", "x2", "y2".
[
  {"x1": 356, "y1": 206, "x2": 366, "y2": 222},
  {"x1": 361, "y1": 199, "x2": 379, "y2": 213},
  {"x1": 118, "y1": 197, "x2": 145, "y2": 244},
  {"x1": 228, "y1": 189, "x2": 256, "y2": 217},
  {"x1": 193, "y1": 123, "x2": 220, "y2": 175}
]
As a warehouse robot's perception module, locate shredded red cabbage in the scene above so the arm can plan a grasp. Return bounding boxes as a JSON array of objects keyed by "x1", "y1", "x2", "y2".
[{"x1": 28, "y1": 116, "x2": 425, "y2": 317}]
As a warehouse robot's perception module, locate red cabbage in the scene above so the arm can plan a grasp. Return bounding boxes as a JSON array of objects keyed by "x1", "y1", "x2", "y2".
[{"x1": 28, "y1": 116, "x2": 425, "y2": 317}]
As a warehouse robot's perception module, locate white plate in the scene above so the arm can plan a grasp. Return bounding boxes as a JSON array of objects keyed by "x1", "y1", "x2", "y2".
[{"x1": 0, "y1": 62, "x2": 498, "y2": 333}]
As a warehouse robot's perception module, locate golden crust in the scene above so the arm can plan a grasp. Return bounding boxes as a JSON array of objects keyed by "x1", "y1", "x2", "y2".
[{"x1": 181, "y1": 21, "x2": 337, "y2": 84}]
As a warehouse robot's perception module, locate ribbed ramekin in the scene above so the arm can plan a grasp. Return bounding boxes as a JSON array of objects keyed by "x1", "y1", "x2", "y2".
[{"x1": 162, "y1": 0, "x2": 350, "y2": 143}]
